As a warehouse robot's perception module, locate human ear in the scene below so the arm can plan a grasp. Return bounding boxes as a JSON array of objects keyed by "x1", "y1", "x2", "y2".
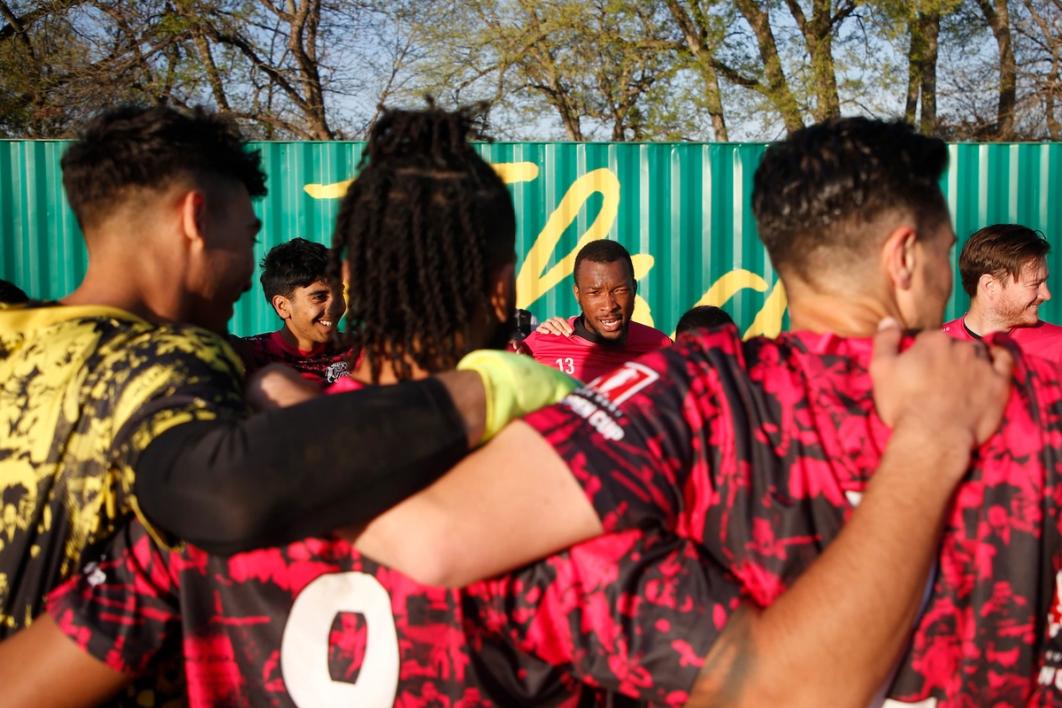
[
  {"x1": 882, "y1": 225, "x2": 918, "y2": 290},
  {"x1": 490, "y1": 261, "x2": 516, "y2": 322},
  {"x1": 272, "y1": 294, "x2": 292, "y2": 320},
  {"x1": 178, "y1": 190, "x2": 208, "y2": 250}
]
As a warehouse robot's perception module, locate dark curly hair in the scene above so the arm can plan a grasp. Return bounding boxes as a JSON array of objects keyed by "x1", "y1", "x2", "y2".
[
  {"x1": 61, "y1": 104, "x2": 266, "y2": 231},
  {"x1": 259, "y1": 238, "x2": 330, "y2": 302},
  {"x1": 330, "y1": 105, "x2": 516, "y2": 382},
  {"x1": 752, "y1": 117, "x2": 950, "y2": 280}
]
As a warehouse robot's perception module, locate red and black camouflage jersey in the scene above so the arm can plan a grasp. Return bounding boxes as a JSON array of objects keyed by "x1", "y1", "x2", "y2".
[
  {"x1": 237, "y1": 330, "x2": 353, "y2": 385},
  {"x1": 47, "y1": 521, "x2": 735, "y2": 706},
  {"x1": 524, "y1": 325, "x2": 1062, "y2": 706}
]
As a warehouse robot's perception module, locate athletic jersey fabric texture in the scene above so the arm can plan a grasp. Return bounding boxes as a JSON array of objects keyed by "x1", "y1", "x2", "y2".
[
  {"x1": 239, "y1": 330, "x2": 352, "y2": 384},
  {"x1": 943, "y1": 316, "x2": 1062, "y2": 364},
  {"x1": 524, "y1": 324, "x2": 1062, "y2": 705},
  {"x1": 47, "y1": 378, "x2": 726, "y2": 706},
  {"x1": 519, "y1": 317, "x2": 671, "y2": 383},
  {"x1": 0, "y1": 303, "x2": 245, "y2": 636}
]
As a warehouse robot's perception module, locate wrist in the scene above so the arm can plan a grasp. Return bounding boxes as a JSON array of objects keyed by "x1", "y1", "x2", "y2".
[{"x1": 887, "y1": 417, "x2": 975, "y2": 479}]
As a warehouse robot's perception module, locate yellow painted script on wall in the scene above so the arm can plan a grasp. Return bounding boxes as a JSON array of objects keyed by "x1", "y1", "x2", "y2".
[{"x1": 304, "y1": 162, "x2": 787, "y2": 338}]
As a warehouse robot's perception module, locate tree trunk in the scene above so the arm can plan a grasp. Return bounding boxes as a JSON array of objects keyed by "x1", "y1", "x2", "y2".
[
  {"x1": 735, "y1": 0, "x2": 803, "y2": 132},
  {"x1": 663, "y1": 0, "x2": 729, "y2": 140},
  {"x1": 920, "y1": 11, "x2": 940, "y2": 134},
  {"x1": 976, "y1": 0, "x2": 1016, "y2": 138}
]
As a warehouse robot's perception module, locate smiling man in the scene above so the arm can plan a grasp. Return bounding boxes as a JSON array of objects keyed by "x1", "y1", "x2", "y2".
[
  {"x1": 518, "y1": 240, "x2": 671, "y2": 382},
  {"x1": 240, "y1": 238, "x2": 351, "y2": 384},
  {"x1": 943, "y1": 224, "x2": 1062, "y2": 363}
]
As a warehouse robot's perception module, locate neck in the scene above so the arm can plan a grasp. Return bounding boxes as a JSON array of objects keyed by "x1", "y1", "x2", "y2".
[
  {"x1": 61, "y1": 248, "x2": 184, "y2": 324},
  {"x1": 786, "y1": 279, "x2": 901, "y2": 338},
  {"x1": 277, "y1": 326, "x2": 323, "y2": 354},
  {"x1": 961, "y1": 300, "x2": 1011, "y2": 336},
  {"x1": 353, "y1": 356, "x2": 432, "y2": 385}
]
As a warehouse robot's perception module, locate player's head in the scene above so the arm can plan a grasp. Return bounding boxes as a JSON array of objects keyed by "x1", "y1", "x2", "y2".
[
  {"x1": 960, "y1": 224, "x2": 1051, "y2": 328},
  {"x1": 0, "y1": 279, "x2": 28, "y2": 304},
  {"x1": 675, "y1": 305, "x2": 735, "y2": 336},
  {"x1": 259, "y1": 238, "x2": 343, "y2": 349},
  {"x1": 572, "y1": 239, "x2": 636, "y2": 342},
  {"x1": 61, "y1": 105, "x2": 266, "y2": 332},
  {"x1": 331, "y1": 104, "x2": 517, "y2": 381},
  {"x1": 752, "y1": 117, "x2": 953, "y2": 329}
]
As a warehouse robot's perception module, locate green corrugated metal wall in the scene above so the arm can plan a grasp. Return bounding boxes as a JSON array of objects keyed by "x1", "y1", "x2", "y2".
[{"x1": 2, "y1": 140, "x2": 1061, "y2": 337}]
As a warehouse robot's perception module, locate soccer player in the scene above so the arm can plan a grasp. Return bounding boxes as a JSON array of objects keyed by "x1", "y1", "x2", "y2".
[
  {"x1": 519, "y1": 240, "x2": 671, "y2": 381},
  {"x1": 239, "y1": 237, "x2": 351, "y2": 384},
  {"x1": 942, "y1": 223, "x2": 1062, "y2": 362},
  {"x1": 346, "y1": 118, "x2": 1055, "y2": 705},
  {"x1": 1, "y1": 110, "x2": 1005, "y2": 707},
  {"x1": 674, "y1": 304, "x2": 735, "y2": 336},
  {"x1": 0, "y1": 105, "x2": 572, "y2": 640}
]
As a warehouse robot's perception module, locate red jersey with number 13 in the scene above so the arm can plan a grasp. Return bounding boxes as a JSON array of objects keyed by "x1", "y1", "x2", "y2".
[{"x1": 519, "y1": 317, "x2": 671, "y2": 383}]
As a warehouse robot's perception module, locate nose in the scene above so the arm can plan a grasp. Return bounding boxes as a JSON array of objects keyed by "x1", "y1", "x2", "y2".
[{"x1": 1041, "y1": 282, "x2": 1052, "y2": 302}]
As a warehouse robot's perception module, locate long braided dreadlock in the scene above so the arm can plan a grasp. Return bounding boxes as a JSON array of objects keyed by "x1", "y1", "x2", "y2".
[{"x1": 330, "y1": 104, "x2": 517, "y2": 383}]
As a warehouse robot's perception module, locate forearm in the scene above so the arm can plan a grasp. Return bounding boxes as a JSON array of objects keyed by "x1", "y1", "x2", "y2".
[
  {"x1": 135, "y1": 376, "x2": 469, "y2": 554},
  {"x1": 689, "y1": 422, "x2": 973, "y2": 707},
  {"x1": 0, "y1": 615, "x2": 129, "y2": 707}
]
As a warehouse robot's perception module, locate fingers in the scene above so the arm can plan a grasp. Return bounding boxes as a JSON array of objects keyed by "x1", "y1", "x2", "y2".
[
  {"x1": 988, "y1": 344, "x2": 1014, "y2": 379},
  {"x1": 869, "y1": 317, "x2": 901, "y2": 379},
  {"x1": 536, "y1": 316, "x2": 573, "y2": 336}
]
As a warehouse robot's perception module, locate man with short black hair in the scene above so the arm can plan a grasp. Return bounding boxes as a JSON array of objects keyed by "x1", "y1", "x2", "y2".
[
  {"x1": 943, "y1": 223, "x2": 1062, "y2": 362},
  {"x1": 0, "y1": 104, "x2": 569, "y2": 642},
  {"x1": 240, "y1": 237, "x2": 350, "y2": 384},
  {"x1": 520, "y1": 239, "x2": 670, "y2": 381},
  {"x1": 675, "y1": 305, "x2": 735, "y2": 336}
]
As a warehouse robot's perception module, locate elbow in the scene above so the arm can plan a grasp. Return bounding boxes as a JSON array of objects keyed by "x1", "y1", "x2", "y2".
[
  {"x1": 142, "y1": 485, "x2": 281, "y2": 556},
  {"x1": 357, "y1": 504, "x2": 472, "y2": 588}
]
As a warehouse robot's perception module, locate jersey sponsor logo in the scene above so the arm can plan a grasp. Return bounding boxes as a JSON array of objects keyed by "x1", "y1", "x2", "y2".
[
  {"x1": 281, "y1": 572, "x2": 399, "y2": 706},
  {"x1": 565, "y1": 395, "x2": 624, "y2": 441},
  {"x1": 325, "y1": 361, "x2": 350, "y2": 384},
  {"x1": 589, "y1": 362, "x2": 659, "y2": 406},
  {"x1": 1049, "y1": 570, "x2": 1062, "y2": 640}
]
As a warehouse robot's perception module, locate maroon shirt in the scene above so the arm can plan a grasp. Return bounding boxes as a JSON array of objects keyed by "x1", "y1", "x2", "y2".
[
  {"x1": 519, "y1": 317, "x2": 671, "y2": 383},
  {"x1": 239, "y1": 330, "x2": 353, "y2": 385}
]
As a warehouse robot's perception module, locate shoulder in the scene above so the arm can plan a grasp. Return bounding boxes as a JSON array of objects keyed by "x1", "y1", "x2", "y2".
[
  {"x1": 940, "y1": 318, "x2": 970, "y2": 340},
  {"x1": 627, "y1": 321, "x2": 672, "y2": 348},
  {"x1": 123, "y1": 323, "x2": 244, "y2": 374}
]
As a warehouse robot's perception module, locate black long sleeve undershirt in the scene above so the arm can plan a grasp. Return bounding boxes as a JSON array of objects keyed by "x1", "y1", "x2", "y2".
[{"x1": 132, "y1": 377, "x2": 467, "y2": 556}]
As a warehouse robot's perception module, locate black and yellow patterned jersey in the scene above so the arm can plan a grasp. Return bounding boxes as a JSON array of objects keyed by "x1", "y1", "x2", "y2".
[{"x1": 0, "y1": 302, "x2": 245, "y2": 636}]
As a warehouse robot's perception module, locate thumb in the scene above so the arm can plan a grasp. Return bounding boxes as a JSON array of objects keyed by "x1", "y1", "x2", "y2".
[
  {"x1": 870, "y1": 317, "x2": 902, "y2": 372},
  {"x1": 988, "y1": 344, "x2": 1015, "y2": 379}
]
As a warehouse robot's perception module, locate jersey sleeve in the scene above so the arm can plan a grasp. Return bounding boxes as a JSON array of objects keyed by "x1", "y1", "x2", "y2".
[
  {"x1": 465, "y1": 528, "x2": 742, "y2": 705},
  {"x1": 521, "y1": 330, "x2": 745, "y2": 537},
  {"x1": 106, "y1": 325, "x2": 247, "y2": 543},
  {"x1": 46, "y1": 522, "x2": 180, "y2": 676}
]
